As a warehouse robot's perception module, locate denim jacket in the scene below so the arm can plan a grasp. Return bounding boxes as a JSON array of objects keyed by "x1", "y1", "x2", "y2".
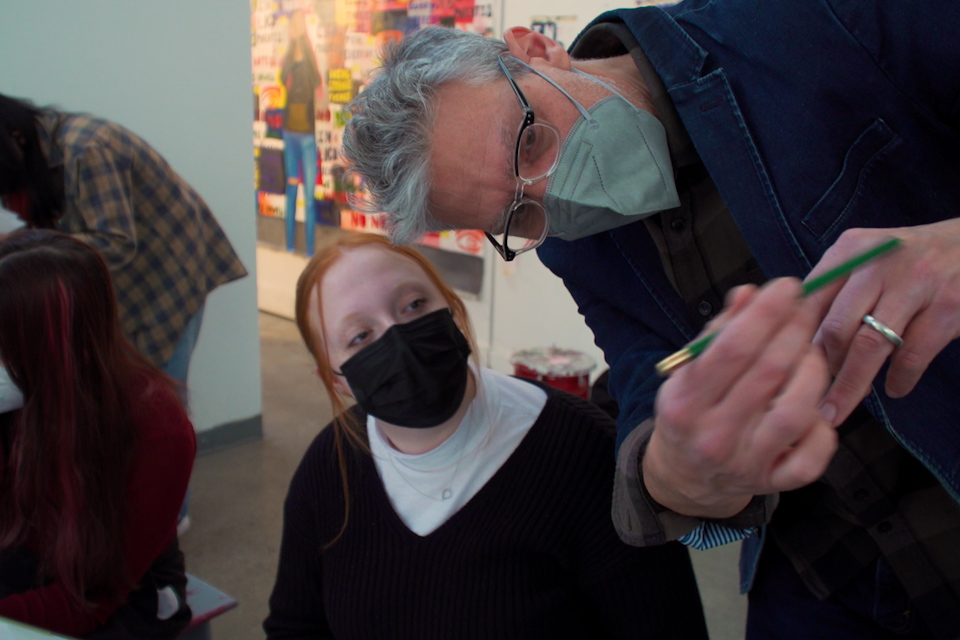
[{"x1": 538, "y1": 0, "x2": 960, "y2": 591}]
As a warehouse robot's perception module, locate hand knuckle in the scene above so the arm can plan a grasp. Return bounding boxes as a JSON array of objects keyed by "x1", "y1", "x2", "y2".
[
  {"x1": 830, "y1": 372, "x2": 862, "y2": 397},
  {"x1": 895, "y1": 345, "x2": 924, "y2": 372},
  {"x1": 753, "y1": 354, "x2": 794, "y2": 384},
  {"x1": 692, "y1": 433, "x2": 730, "y2": 467},
  {"x1": 706, "y1": 340, "x2": 751, "y2": 371},
  {"x1": 765, "y1": 413, "x2": 800, "y2": 439},
  {"x1": 932, "y1": 290, "x2": 960, "y2": 315},
  {"x1": 818, "y1": 316, "x2": 847, "y2": 350},
  {"x1": 855, "y1": 327, "x2": 888, "y2": 352},
  {"x1": 836, "y1": 227, "x2": 871, "y2": 248},
  {"x1": 655, "y1": 395, "x2": 692, "y2": 429}
]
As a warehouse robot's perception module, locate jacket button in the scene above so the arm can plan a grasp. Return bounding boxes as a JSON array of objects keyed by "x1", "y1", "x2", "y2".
[
  {"x1": 877, "y1": 521, "x2": 892, "y2": 533},
  {"x1": 670, "y1": 218, "x2": 686, "y2": 231},
  {"x1": 698, "y1": 301, "x2": 713, "y2": 316}
]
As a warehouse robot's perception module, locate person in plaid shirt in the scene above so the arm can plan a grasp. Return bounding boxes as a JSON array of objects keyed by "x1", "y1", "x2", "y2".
[{"x1": 0, "y1": 92, "x2": 247, "y2": 384}]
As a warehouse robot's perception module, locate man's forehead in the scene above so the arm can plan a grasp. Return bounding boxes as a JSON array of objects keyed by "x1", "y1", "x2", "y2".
[
  {"x1": 432, "y1": 80, "x2": 511, "y2": 139},
  {"x1": 429, "y1": 84, "x2": 514, "y2": 192}
]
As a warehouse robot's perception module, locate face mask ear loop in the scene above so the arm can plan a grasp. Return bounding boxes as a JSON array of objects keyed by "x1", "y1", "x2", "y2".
[
  {"x1": 329, "y1": 347, "x2": 345, "y2": 377},
  {"x1": 509, "y1": 57, "x2": 599, "y2": 130},
  {"x1": 570, "y1": 68, "x2": 645, "y2": 117}
]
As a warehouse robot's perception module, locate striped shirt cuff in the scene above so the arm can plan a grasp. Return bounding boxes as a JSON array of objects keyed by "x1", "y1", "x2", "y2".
[
  {"x1": 612, "y1": 417, "x2": 778, "y2": 548},
  {"x1": 678, "y1": 523, "x2": 756, "y2": 550}
]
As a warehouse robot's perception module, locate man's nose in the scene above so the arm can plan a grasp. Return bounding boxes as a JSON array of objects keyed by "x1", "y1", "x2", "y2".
[{"x1": 523, "y1": 180, "x2": 548, "y2": 202}]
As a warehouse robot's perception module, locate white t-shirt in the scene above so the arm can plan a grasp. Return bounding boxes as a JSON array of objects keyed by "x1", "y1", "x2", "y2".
[{"x1": 368, "y1": 366, "x2": 547, "y2": 536}]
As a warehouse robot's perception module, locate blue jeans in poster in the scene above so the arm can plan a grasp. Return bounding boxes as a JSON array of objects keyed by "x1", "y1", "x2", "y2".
[
  {"x1": 282, "y1": 130, "x2": 318, "y2": 257},
  {"x1": 746, "y1": 540, "x2": 932, "y2": 640}
]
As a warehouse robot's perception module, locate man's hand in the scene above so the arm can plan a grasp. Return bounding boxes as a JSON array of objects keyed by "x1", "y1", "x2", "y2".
[
  {"x1": 806, "y1": 221, "x2": 960, "y2": 426},
  {"x1": 644, "y1": 279, "x2": 837, "y2": 519}
]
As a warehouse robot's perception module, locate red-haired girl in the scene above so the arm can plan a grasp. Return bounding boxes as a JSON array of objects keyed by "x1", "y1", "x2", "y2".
[{"x1": 264, "y1": 233, "x2": 708, "y2": 639}]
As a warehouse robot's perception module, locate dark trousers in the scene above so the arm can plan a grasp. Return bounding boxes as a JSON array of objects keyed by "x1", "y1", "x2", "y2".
[{"x1": 746, "y1": 540, "x2": 932, "y2": 640}]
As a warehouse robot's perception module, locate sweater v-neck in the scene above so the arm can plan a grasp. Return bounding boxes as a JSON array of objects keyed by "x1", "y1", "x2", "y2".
[{"x1": 362, "y1": 379, "x2": 555, "y2": 541}]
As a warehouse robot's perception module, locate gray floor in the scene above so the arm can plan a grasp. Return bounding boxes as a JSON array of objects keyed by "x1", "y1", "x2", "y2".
[{"x1": 180, "y1": 312, "x2": 747, "y2": 639}]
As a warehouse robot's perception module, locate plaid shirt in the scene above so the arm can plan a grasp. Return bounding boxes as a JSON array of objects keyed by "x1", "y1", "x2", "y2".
[
  {"x1": 772, "y1": 406, "x2": 960, "y2": 638},
  {"x1": 589, "y1": 22, "x2": 960, "y2": 638},
  {"x1": 39, "y1": 112, "x2": 247, "y2": 367}
]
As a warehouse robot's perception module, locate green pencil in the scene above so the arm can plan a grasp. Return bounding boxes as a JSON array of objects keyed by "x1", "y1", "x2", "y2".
[{"x1": 655, "y1": 237, "x2": 902, "y2": 377}]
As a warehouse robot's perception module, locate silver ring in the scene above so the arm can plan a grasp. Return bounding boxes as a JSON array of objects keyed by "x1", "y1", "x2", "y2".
[{"x1": 862, "y1": 314, "x2": 903, "y2": 348}]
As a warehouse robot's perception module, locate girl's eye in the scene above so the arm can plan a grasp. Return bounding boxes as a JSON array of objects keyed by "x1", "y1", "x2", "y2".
[
  {"x1": 405, "y1": 297, "x2": 427, "y2": 312},
  {"x1": 347, "y1": 330, "x2": 370, "y2": 347}
]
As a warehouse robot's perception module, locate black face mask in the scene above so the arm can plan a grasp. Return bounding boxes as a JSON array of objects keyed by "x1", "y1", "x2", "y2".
[{"x1": 338, "y1": 308, "x2": 472, "y2": 428}]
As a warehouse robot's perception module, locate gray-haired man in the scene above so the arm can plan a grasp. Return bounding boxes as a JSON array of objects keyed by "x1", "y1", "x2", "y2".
[{"x1": 343, "y1": 2, "x2": 960, "y2": 636}]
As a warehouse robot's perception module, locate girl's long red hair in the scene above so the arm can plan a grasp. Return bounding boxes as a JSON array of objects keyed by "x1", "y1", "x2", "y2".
[{"x1": 0, "y1": 229, "x2": 179, "y2": 608}]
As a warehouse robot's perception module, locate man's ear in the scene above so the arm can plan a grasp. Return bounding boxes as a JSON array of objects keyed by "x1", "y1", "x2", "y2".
[{"x1": 503, "y1": 27, "x2": 572, "y2": 70}]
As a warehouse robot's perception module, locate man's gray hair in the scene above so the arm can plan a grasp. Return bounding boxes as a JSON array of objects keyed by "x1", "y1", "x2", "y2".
[{"x1": 342, "y1": 26, "x2": 528, "y2": 245}]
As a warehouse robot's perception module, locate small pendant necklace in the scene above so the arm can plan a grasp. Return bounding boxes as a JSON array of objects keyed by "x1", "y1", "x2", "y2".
[
  {"x1": 379, "y1": 372, "x2": 485, "y2": 502},
  {"x1": 387, "y1": 432, "x2": 468, "y2": 501}
]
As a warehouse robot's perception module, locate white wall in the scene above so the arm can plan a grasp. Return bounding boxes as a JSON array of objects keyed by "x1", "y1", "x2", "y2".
[
  {"x1": 0, "y1": 1, "x2": 262, "y2": 433},
  {"x1": 487, "y1": 252, "x2": 607, "y2": 378}
]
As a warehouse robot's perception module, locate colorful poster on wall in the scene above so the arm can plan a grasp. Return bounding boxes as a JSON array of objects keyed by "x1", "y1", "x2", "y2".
[{"x1": 251, "y1": 0, "x2": 496, "y2": 258}]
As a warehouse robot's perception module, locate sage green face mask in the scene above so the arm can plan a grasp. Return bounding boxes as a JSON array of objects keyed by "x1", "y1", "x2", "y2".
[{"x1": 518, "y1": 63, "x2": 680, "y2": 241}]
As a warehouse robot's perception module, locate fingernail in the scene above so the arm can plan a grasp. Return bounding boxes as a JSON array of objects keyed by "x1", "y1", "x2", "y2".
[
  {"x1": 819, "y1": 402, "x2": 836, "y2": 424},
  {"x1": 885, "y1": 384, "x2": 905, "y2": 399},
  {"x1": 794, "y1": 278, "x2": 806, "y2": 298}
]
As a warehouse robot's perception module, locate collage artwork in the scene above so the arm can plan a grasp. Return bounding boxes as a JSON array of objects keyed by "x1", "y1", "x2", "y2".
[{"x1": 251, "y1": 0, "x2": 497, "y2": 257}]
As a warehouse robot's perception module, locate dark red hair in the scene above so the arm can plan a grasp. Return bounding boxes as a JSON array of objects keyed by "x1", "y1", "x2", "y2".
[{"x1": 0, "y1": 229, "x2": 178, "y2": 607}]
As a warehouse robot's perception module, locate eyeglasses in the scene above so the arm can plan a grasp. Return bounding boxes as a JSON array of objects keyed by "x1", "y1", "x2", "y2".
[{"x1": 484, "y1": 54, "x2": 561, "y2": 262}]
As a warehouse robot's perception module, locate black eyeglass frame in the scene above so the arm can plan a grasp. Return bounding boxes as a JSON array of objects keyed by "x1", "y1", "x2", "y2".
[{"x1": 484, "y1": 54, "x2": 551, "y2": 262}]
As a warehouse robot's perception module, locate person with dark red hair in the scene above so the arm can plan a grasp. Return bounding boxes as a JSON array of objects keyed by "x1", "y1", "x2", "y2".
[{"x1": 0, "y1": 229, "x2": 196, "y2": 639}]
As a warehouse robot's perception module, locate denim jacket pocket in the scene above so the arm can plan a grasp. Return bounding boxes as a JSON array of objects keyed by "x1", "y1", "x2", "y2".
[{"x1": 801, "y1": 119, "x2": 901, "y2": 242}]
